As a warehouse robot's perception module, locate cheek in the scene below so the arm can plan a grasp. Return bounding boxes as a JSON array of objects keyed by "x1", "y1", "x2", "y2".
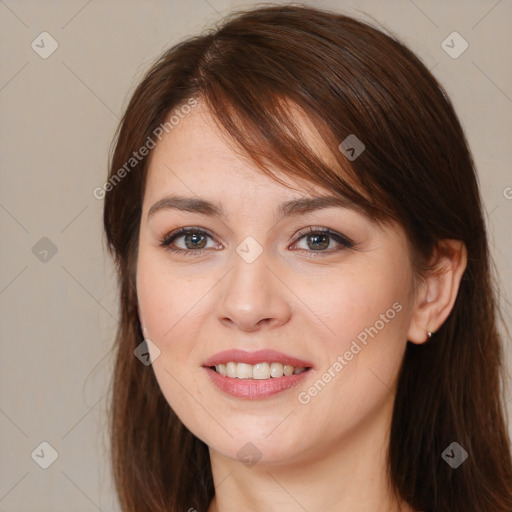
[
  {"x1": 136, "y1": 252, "x2": 213, "y2": 436},
  {"x1": 294, "y1": 255, "x2": 412, "y2": 347},
  {"x1": 136, "y1": 251, "x2": 209, "y2": 342},
  {"x1": 292, "y1": 255, "x2": 413, "y2": 409}
]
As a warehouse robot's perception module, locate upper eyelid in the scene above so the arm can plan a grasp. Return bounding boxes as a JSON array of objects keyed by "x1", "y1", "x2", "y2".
[{"x1": 162, "y1": 226, "x2": 216, "y2": 243}]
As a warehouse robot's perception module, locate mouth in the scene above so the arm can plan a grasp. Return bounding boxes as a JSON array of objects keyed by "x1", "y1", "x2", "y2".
[
  {"x1": 209, "y1": 362, "x2": 310, "y2": 379},
  {"x1": 202, "y1": 349, "x2": 314, "y2": 399}
]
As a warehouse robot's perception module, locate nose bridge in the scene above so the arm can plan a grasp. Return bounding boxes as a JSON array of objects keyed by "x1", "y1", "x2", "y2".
[{"x1": 217, "y1": 240, "x2": 290, "y2": 330}]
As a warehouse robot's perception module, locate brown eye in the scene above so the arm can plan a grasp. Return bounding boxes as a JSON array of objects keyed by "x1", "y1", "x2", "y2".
[
  {"x1": 304, "y1": 233, "x2": 330, "y2": 250},
  {"x1": 182, "y1": 232, "x2": 208, "y2": 249},
  {"x1": 160, "y1": 227, "x2": 220, "y2": 255},
  {"x1": 291, "y1": 227, "x2": 354, "y2": 257}
]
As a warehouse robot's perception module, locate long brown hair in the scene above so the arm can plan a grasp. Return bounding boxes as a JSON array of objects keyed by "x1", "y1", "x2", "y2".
[{"x1": 103, "y1": 4, "x2": 512, "y2": 511}]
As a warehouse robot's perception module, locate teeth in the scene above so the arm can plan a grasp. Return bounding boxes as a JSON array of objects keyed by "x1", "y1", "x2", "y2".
[
  {"x1": 237, "y1": 363, "x2": 253, "y2": 379},
  {"x1": 214, "y1": 362, "x2": 307, "y2": 379},
  {"x1": 270, "y1": 362, "x2": 283, "y2": 378},
  {"x1": 253, "y1": 363, "x2": 270, "y2": 380},
  {"x1": 226, "y1": 362, "x2": 236, "y2": 378},
  {"x1": 284, "y1": 364, "x2": 294, "y2": 376}
]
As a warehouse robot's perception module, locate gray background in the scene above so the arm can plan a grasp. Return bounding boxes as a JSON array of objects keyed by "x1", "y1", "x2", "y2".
[{"x1": 1, "y1": 0, "x2": 511, "y2": 510}]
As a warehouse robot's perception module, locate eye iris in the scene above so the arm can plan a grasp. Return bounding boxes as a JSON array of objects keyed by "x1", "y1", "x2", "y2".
[
  {"x1": 185, "y1": 232, "x2": 207, "y2": 249},
  {"x1": 307, "y1": 233, "x2": 329, "y2": 250}
]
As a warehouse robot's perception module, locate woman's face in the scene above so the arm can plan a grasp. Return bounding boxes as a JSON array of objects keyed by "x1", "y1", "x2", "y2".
[{"x1": 136, "y1": 101, "x2": 419, "y2": 466}]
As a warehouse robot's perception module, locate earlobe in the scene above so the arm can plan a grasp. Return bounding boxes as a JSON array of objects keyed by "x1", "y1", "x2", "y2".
[{"x1": 407, "y1": 239, "x2": 467, "y2": 344}]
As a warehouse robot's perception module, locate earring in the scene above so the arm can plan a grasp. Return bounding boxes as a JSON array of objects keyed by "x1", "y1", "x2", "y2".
[{"x1": 426, "y1": 330, "x2": 433, "y2": 339}]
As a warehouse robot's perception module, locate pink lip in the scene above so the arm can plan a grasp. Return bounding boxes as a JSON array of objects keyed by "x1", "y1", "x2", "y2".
[
  {"x1": 203, "y1": 349, "x2": 314, "y2": 368},
  {"x1": 204, "y1": 367, "x2": 312, "y2": 399},
  {"x1": 202, "y1": 349, "x2": 314, "y2": 400}
]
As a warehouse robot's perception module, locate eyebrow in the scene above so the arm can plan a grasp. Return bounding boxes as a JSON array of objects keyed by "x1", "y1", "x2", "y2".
[{"x1": 147, "y1": 194, "x2": 361, "y2": 222}]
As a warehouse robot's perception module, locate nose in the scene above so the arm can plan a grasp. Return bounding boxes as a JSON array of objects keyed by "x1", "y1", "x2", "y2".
[{"x1": 216, "y1": 249, "x2": 292, "y2": 332}]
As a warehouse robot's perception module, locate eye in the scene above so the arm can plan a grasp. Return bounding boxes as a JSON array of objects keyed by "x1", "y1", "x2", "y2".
[
  {"x1": 159, "y1": 227, "x2": 221, "y2": 255},
  {"x1": 159, "y1": 226, "x2": 354, "y2": 258},
  {"x1": 290, "y1": 227, "x2": 354, "y2": 257}
]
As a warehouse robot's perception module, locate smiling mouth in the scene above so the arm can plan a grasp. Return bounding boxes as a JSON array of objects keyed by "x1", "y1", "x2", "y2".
[{"x1": 210, "y1": 362, "x2": 311, "y2": 380}]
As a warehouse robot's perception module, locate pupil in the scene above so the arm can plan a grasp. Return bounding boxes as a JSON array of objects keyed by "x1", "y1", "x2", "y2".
[
  {"x1": 185, "y1": 232, "x2": 206, "y2": 249},
  {"x1": 308, "y1": 234, "x2": 328, "y2": 250}
]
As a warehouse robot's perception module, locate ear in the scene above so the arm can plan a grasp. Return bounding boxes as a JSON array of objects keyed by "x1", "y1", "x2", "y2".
[{"x1": 407, "y1": 239, "x2": 467, "y2": 344}]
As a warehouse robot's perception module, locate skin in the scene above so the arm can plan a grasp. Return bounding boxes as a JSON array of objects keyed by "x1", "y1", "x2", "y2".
[{"x1": 136, "y1": 100, "x2": 467, "y2": 512}]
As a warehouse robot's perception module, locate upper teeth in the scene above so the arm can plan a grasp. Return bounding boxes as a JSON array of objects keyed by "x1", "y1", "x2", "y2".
[{"x1": 215, "y1": 362, "x2": 307, "y2": 379}]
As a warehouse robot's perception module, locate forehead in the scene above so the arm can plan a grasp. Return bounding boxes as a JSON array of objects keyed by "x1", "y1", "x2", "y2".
[{"x1": 144, "y1": 100, "x2": 334, "y2": 201}]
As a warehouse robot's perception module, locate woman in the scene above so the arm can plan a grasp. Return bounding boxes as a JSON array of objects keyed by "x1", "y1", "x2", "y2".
[{"x1": 103, "y1": 4, "x2": 512, "y2": 511}]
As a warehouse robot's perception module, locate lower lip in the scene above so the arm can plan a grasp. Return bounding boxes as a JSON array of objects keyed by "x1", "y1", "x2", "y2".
[{"x1": 204, "y1": 367, "x2": 312, "y2": 399}]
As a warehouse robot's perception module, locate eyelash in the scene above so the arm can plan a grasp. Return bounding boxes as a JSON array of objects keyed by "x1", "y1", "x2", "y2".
[{"x1": 159, "y1": 226, "x2": 355, "y2": 259}]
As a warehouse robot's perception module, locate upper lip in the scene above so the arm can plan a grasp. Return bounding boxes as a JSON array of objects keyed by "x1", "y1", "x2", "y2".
[{"x1": 203, "y1": 349, "x2": 314, "y2": 368}]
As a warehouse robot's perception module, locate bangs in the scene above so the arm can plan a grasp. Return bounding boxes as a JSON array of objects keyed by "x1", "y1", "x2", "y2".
[{"x1": 193, "y1": 59, "x2": 398, "y2": 226}]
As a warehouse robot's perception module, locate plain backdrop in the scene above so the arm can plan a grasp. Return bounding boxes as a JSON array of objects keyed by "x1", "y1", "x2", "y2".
[{"x1": 1, "y1": 0, "x2": 511, "y2": 510}]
